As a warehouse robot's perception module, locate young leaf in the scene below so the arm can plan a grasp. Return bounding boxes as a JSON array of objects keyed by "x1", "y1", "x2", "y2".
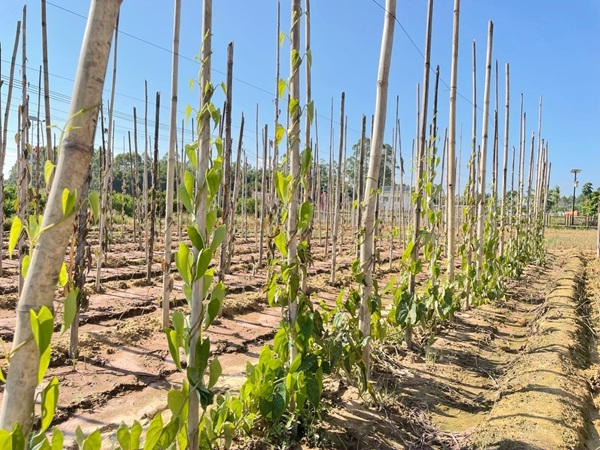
[
  {"x1": 185, "y1": 104, "x2": 193, "y2": 122},
  {"x1": 205, "y1": 282, "x2": 225, "y2": 328},
  {"x1": 41, "y1": 377, "x2": 59, "y2": 432},
  {"x1": 187, "y1": 226, "x2": 204, "y2": 251},
  {"x1": 129, "y1": 421, "x2": 142, "y2": 450},
  {"x1": 278, "y1": 79, "x2": 287, "y2": 99},
  {"x1": 273, "y1": 232, "x2": 288, "y2": 258},
  {"x1": 61, "y1": 289, "x2": 79, "y2": 335},
  {"x1": 61, "y1": 188, "x2": 77, "y2": 217},
  {"x1": 21, "y1": 254, "x2": 30, "y2": 279},
  {"x1": 58, "y1": 262, "x2": 68, "y2": 287},
  {"x1": 175, "y1": 243, "x2": 192, "y2": 285},
  {"x1": 194, "y1": 248, "x2": 213, "y2": 281},
  {"x1": 166, "y1": 328, "x2": 182, "y2": 370},
  {"x1": 158, "y1": 418, "x2": 179, "y2": 449},
  {"x1": 307, "y1": 100, "x2": 314, "y2": 124},
  {"x1": 88, "y1": 191, "x2": 100, "y2": 224},
  {"x1": 8, "y1": 216, "x2": 23, "y2": 259},
  {"x1": 178, "y1": 185, "x2": 193, "y2": 215},
  {"x1": 82, "y1": 429, "x2": 102, "y2": 450},
  {"x1": 50, "y1": 428, "x2": 64, "y2": 450},
  {"x1": 30, "y1": 306, "x2": 54, "y2": 383},
  {"x1": 143, "y1": 413, "x2": 163, "y2": 450},
  {"x1": 210, "y1": 225, "x2": 226, "y2": 252},
  {"x1": 185, "y1": 143, "x2": 198, "y2": 170},
  {"x1": 279, "y1": 31, "x2": 286, "y2": 47},
  {"x1": 116, "y1": 423, "x2": 131, "y2": 450},
  {"x1": 44, "y1": 160, "x2": 56, "y2": 187},
  {"x1": 208, "y1": 358, "x2": 222, "y2": 388}
]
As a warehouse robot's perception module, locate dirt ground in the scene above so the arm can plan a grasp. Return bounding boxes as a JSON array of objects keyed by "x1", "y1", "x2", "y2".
[{"x1": 1, "y1": 225, "x2": 600, "y2": 449}]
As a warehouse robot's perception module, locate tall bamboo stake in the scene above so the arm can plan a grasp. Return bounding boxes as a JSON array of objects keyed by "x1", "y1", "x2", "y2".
[
  {"x1": 95, "y1": 14, "x2": 119, "y2": 292},
  {"x1": 356, "y1": 115, "x2": 366, "y2": 257},
  {"x1": 389, "y1": 96, "x2": 399, "y2": 269},
  {"x1": 162, "y1": 0, "x2": 181, "y2": 328},
  {"x1": 359, "y1": 0, "x2": 395, "y2": 374},
  {"x1": 188, "y1": 1, "x2": 212, "y2": 444},
  {"x1": 0, "y1": 22, "x2": 21, "y2": 277},
  {"x1": 330, "y1": 92, "x2": 345, "y2": 284},
  {"x1": 41, "y1": 0, "x2": 53, "y2": 164},
  {"x1": 447, "y1": 0, "x2": 459, "y2": 279},
  {"x1": 219, "y1": 42, "x2": 234, "y2": 282},
  {"x1": 255, "y1": 104, "x2": 259, "y2": 248},
  {"x1": 408, "y1": 0, "x2": 434, "y2": 328},
  {"x1": 226, "y1": 114, "x2": 244, "y2": 272},
  {"x1": 258, "y1": 125, "x2": 268, "y2": 267},
  {"x1": 147, "y1": 93, "x2": 160, "y2": 284},
  {"x1": 0, "y1": 0, "x2": 120, "y2": 433},
  {"x1": 18, "y1": 5, "x2": 30, "y2": 295},
  {"x1": 475, "y1": 21, "x2": 494, "y2": 272},
  {"x1": 499, "y1": 63, "x2": 510, "y2": 257}
]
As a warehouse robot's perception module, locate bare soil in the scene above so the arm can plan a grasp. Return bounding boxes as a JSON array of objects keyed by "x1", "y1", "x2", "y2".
[{"x1": 1, "y1": 226, "x2": 600, "y2": 450}]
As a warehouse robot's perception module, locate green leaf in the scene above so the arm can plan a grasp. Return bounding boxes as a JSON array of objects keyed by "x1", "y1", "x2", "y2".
[
  {"x1": 183, "y1": 169, "x2": 195, "y2": 196},
  {"x1": 187, "y1": 226, "x2": 204, "y2": 251},
  {"x1": 178, "y1": 185, "x2": 193, "y2": 215},
  {"x1": 129, "y1": 422, "x2": 142, "y2": 450},
  {"x1": 301, "y1": 146, "x2": 312, "y2": 175},
  {"x1": 298, "y1": 201, "x2": 314, "y2": 233},
  {"x1": 279, "y1": 31, "x2": 285, "y2": 46},
  {"x1": 61, "y1": 188, "x2": 77, "y2": 217},
  {"x1": 275, "y1": 123, "x2": 285, "y2": 146},
  {"x1": 50, "y1": 428, "x2": 64, "y2": 450},
  {"x1": 210, "y1": 225, "x2": 226, "y2": 251},
  {"x1": 206, "y1": 282, "x2": 225, "y2": 328},
  {"x1": 194, "y1": 248, "x2": 213, "y2": 281},
  {"x1": 82, "y1": 429, "x2": 102, "y2": 450},
  {"x1": 206, "y1": 170, "x2": 220, "y2": 198},
  {"x1": 306, "y1": 49, "x2": 313, "y2": 68},
  {"x1": 273, "y1": 232, "x2": 288, "y2": 258},
  {"x1": 44, "y1": 160, "x2": 55, "y2": 187},
  {"x1": 166, "y1": 328, "x2": 182, "y2": 370},
  {"x1": 61, "y1": 289, "x2": 78, "y2": 335},
  {"x1": 21, "y1": 254, "x2": 30, "y2": 279},
  {"x1": 185, "y1": 104, "x2": 193, "y2": 122},
  {"x1": 116, "y1": 423, "x2": 131, "y2": 450},
  {"x1": 291, "y1": 48, "x2": 301, "y2": 68},
  {"x1": 88, "y1": 191, "x2": 100, "y2": 224},
  {"x1": 58, "y1": 262, "x2": 68, "y2": 287},
  {"x1": 41, "y1": 377, "x2": 59, "y2": 432},
  {"x1": 158, "y1": 418, "x2": 179, "y2": 449},
  {"x1": 194, "y1": 337, "x2": 211, "y2": 377},
  {"x1": 186, "y1": 143, "x2": 198, "y2": 170},
  {"x1": 206, "y1": 210, "x2": 217, "y2": 235},
  {"x1": 208, "y1": 357, "x2": 222, "y2": 388},
  {"x1": 143, "y1": 413, "x2": 163, "y2": 450},
  {"x1": 30, "y1": 306, "x2": 54, "y2": 384},
  {"x1": 289, "y1": 98, "x2": 299, "y2": 118},
  {"x1": 307, "y1": 100, "x2": 314, "y2": 124},
  {"x1": 8, "y1": 216, "x2": 22, "y2": 259},
  {"x1": 278, "y1": 79, "x2": 287, "y2": 99},
  {"x1": 175, "y1": 243, "x2": 192, "y2": 285}
]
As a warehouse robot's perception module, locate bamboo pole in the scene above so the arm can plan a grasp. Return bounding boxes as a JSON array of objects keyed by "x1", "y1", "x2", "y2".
[
  {"x1": 408, "y1": 0, "x2": 434, "y2": 330},
  {"x1": 226, "y1": 114, "x2": 244, "y2": 272},
  {"x1": 499, "y1": 63, "x2": 510, "y2": 256},
  {"x1": 162, "y1": 0, "x2": 181, "y2": 328},
  {"x1": 133, "y1": 107, "x2": 142, "y2": 250},
  {"x1": 188, "y1": 1, "x2": 212, "y2": 443},
  {"x1": 475, "y1": 21, "x2": 494, "y2": 272},
  {"x1": 330, "y1": 92, "x2": 345, "y2": 285},
  {"x1": 95, "y1": 14, "x2": 119, "y2": 292},
  {"x1": 359, "y1": 0, "x2": 396, "y2": 374},
  {"x1": 0, "y1": 0, "x2": 120, "y2": 432},
  {"x1": 389, "y1": 96, "x2": 399, "y2": 269},
  {"x1": 219, "y1": 42, "x2": 234, "y2": 282},
  {"x1": 258, "y1": 125, "x2": 268, "y2": 267},
  {"x1": 147, "y1": 93, "x2": 160, "y2": 284},
  {"x1": 356, "y1": 115, "x2": 366, "y2": 257},
  {"x1": 18, "y1": 5, "x2": 29, "y2": 295},
  {"x1": 41, "y1": 0, "x2": 53, "y2": 164},
  {"x1": 0, "y1": 22, "x2": 21, "y2": 277}
]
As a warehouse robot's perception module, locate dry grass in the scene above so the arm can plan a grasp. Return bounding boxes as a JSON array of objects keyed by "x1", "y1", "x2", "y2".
[{"x1": 545, "y1": 227, "x2": 598, "y2": 252}]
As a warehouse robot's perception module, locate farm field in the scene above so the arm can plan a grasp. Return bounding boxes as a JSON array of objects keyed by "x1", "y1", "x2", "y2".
[
  {"x1": 1, "y1": 226, "x2": 599, "y2": 449},
  {"x1": 1, "y1": 0, "x2": 599, "y2": 448}
]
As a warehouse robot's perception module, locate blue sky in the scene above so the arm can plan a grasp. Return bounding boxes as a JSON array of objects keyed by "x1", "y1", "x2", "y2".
[{"x1": 1, "y1": 0, "x2": 598, "y2": 200}]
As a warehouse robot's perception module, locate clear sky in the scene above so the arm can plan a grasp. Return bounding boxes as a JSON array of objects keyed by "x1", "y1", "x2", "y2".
[{"x1": 1, "y1": 0, "x2": 598, "y2": 200}]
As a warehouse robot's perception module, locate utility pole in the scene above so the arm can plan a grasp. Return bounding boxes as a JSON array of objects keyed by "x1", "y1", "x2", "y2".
[{"x1": 570, "y1": 168, "x2": 581, "y2": 226}]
